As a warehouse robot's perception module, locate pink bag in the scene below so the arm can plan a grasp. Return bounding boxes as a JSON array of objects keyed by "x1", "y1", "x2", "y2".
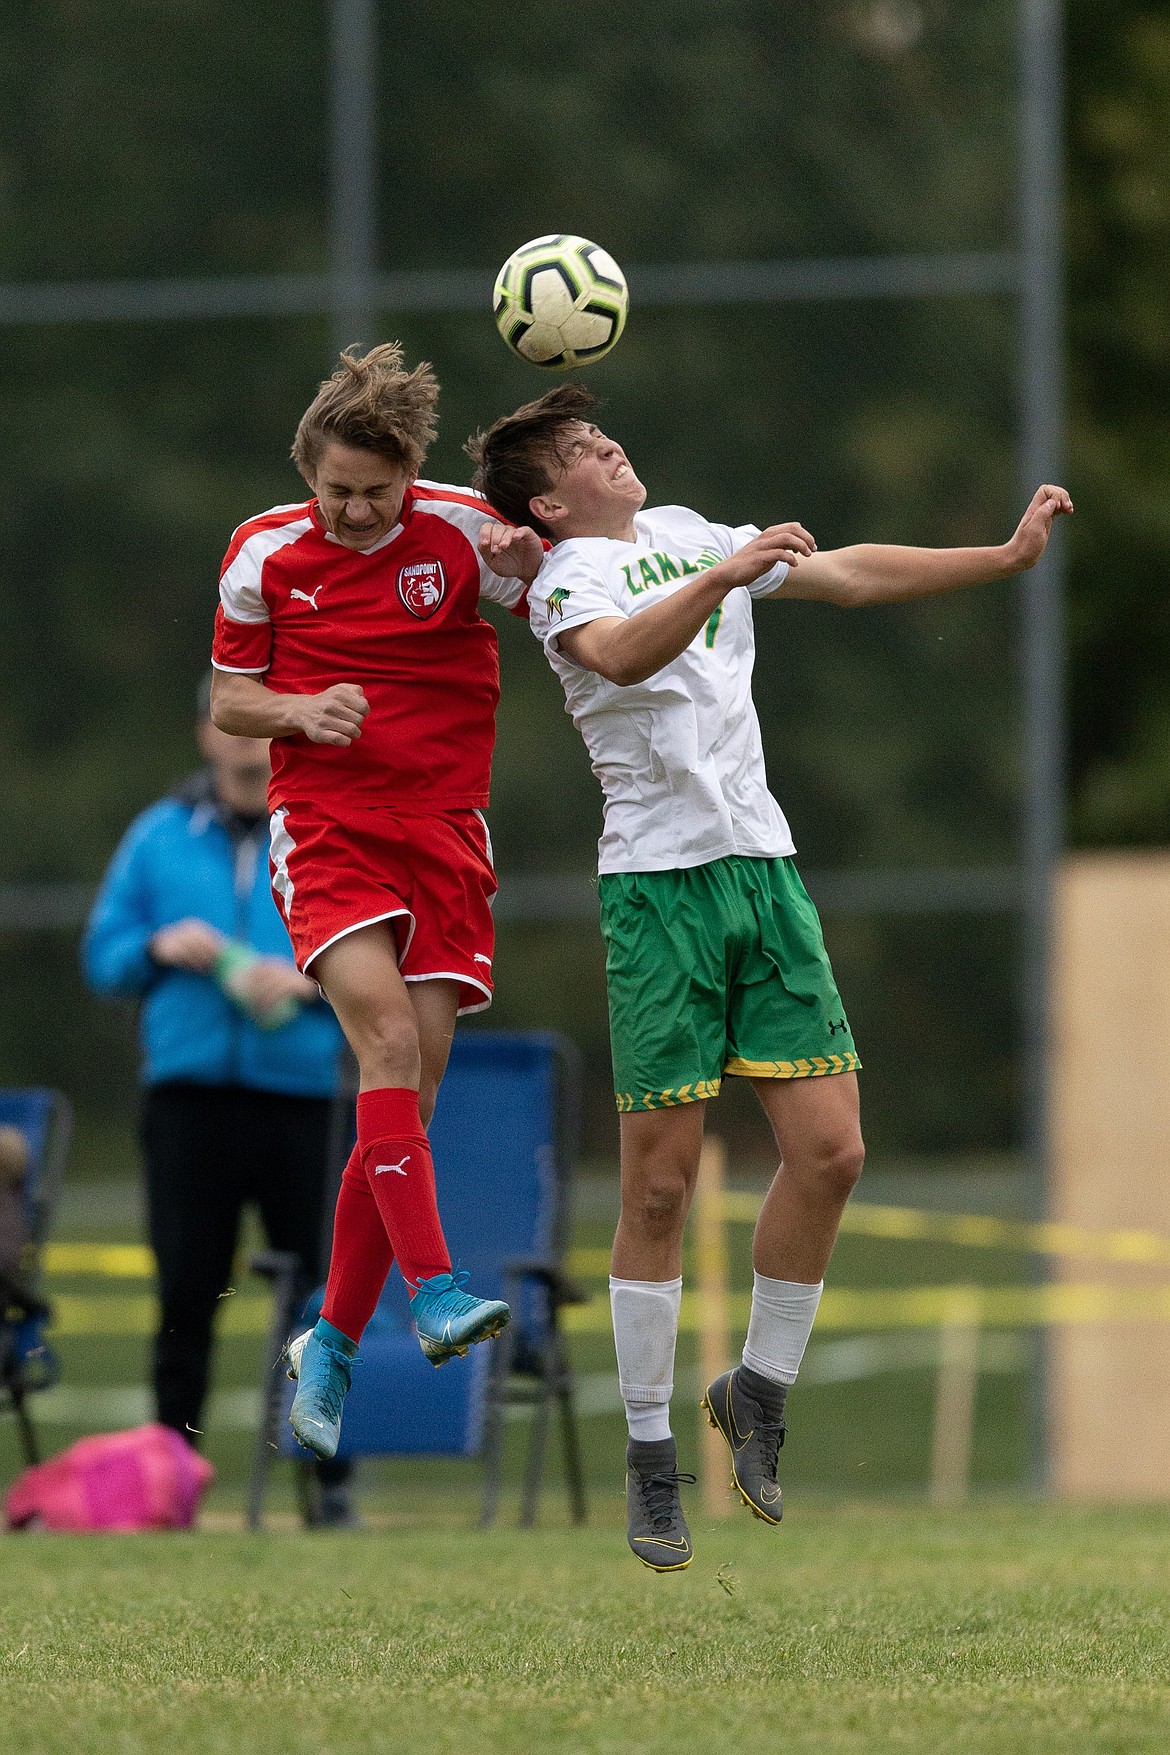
[{"x1": 5, "y1": 1423, "x2": 214, "y2": 1531}]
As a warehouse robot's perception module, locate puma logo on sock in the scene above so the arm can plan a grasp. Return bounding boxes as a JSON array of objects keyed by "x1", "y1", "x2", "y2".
[{"x1": 374, "y1": 1156, "x2": 410, "y2": 1176}]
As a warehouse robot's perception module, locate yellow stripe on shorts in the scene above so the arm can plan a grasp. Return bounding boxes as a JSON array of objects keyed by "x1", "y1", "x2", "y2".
[
  {"x1": 614, "y1": 1078, "x2": 723, "y2": 1112},
  {"x1": 723, "y1": 1052, "x2": 860, "y2": 1078}
]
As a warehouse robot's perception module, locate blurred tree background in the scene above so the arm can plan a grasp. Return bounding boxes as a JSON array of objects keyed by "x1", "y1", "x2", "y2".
[{"x1": 0, "y1": 1, "x2": 1163, "y2": 1165}]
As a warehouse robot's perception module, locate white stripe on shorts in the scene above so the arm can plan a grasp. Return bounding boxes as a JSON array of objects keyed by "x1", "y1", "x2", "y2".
[
  {"x1": 269, "y1": 807, "x2": 296, "y2": 919},
  {"x1": 473, "y1": 808, "x2": 496, "y2": 913}
]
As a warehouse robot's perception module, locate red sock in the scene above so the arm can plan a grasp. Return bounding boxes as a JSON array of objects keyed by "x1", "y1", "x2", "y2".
[
  {"x1": 320, "y1": 1146, "x2": 395, "y2": 1343},
  {"x1": 357, "y1": 1087, "x2": 452, "y2": 1291}
]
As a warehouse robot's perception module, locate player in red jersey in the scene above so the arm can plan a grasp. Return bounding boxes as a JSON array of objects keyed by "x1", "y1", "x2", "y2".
[{"x1": 210, "y1": 344, "x2": 544, "y2": 1459}]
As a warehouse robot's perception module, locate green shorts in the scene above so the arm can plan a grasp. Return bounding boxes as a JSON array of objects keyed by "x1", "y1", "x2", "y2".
[{"x1": 598, "y1": 855, "x2": 859, "y2": 1112}]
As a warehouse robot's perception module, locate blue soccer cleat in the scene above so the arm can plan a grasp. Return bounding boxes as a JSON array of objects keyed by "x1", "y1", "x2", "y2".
[
  {"x1": 286, "y1": 1319, "x2": 358, "y2": 1460},
  {"x1": 409, "y1": 1270, "x2": 510, "y2": 1367}
]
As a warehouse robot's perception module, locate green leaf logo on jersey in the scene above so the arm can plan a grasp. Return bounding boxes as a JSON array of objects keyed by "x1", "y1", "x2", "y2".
[{"x1": 546, "y1": 586, "x2": 572, "y2": 619}]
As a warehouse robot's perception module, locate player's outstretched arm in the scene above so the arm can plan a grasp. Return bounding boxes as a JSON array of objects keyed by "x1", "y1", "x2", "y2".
[
  {"x1": 209, "y1": 671, "x2": 370, "y2": 746},
  {"x1": 477, "y1": 521, "x2": 547, "y2": 583},
  {"x1": 558, "y1": 522, "x2": 815, "y2": 686},
  {"x1": 767, "y1": 484, "x2": 1073, "y2": 609}
]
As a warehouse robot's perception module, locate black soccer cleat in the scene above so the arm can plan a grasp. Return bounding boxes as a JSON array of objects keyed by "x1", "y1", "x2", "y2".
[
  {"x1": 625, "y1": 1437, "x2": 696, "y2": 1572},
  {"x1": 700, "y1": 1368, "x2": 786, "y2": 1524}
]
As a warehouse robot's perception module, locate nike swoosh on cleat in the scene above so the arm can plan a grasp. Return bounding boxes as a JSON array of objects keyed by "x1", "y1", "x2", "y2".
[{"x1": 726, "y1": 1388, "x2": 753, "y2": 1448}]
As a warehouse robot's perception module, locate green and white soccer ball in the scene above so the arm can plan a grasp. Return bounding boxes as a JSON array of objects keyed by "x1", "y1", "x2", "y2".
[{"x1": 493, "y1": 235, "x2": 628, "y2": 370}]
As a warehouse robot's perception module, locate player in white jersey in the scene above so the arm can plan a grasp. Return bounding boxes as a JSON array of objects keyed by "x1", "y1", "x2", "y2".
[{"x1": 469, "y1": 384, "x2": 1072, "y2": 1569}]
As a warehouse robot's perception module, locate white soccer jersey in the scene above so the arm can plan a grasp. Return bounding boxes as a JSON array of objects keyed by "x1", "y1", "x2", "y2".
[{"x1": 528, "y1": 504, "x2": 796, "y2": 874}]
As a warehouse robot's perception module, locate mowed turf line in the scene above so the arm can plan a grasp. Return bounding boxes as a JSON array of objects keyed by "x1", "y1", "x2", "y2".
[{"x1": 2, "y1": 1503, "x2": 1169, "y2": 1755}]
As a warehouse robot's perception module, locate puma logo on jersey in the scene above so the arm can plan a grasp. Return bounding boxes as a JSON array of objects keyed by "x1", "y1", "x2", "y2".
[
  {"x1": 290, "y1": 586, "x2": 324, "y2": 610},
  {"x1": 374, "y1": 1156, "x2": 410, "y2": 1176}
]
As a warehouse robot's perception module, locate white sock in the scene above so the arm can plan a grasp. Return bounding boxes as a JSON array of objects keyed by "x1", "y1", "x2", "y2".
[
  {"x1": 609, "y1": 1275, "x2": 682, "y2": 1443},
  {"x1": 742, "y1": 1272, "x2": 824, "y2": 1385}
]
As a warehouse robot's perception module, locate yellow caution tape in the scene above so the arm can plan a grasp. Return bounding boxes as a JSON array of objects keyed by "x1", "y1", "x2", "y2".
[
  {"x1": 44, "y1": 1199, "x2": 1170, "y2": 1287},
  {"x1": 46, "y1": 1294, "x2": 271, "y2": 1338},
  {"x1": 44, "y1": 1243, "x2": 155, "y2": 1278},
  {"x1": 566, "y1": 1205, "x2": 1170, "y2": 1279},
  {"x1": 37, "y1": 1186, "x2": 1170, "y2": 1353},
  {"x1": 41, "y1": 1279, "x2": 1170, "y2": 1339},
  {"x1": 562, "y1": 1281, "x2": 1170, "y2": 1336},
  {"x1": 719, "y1": 1196, "x2": 1170, "y2": 1266},
  {"x1": 45, "y1": 1294, "x2": 157, "y2": 1335}
]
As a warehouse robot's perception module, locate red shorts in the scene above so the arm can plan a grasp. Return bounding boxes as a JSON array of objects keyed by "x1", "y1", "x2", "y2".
[{"x1": 269, "y1": 802, "x2": 497, "y2": 1016}]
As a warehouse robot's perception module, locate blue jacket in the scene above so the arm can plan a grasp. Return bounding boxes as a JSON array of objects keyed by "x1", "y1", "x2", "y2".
[{"x1": 82, "y1": 776, "x2": 344, "y2": 1097}]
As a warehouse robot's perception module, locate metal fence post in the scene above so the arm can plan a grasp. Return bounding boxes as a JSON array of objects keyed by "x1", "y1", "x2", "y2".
[
  {"x1": 695, "y1": 1135, "x2": 734, "y2": 1517},
  {"x1": 1018, "y1": 0, "x2": 1067, "y2": 1492},
  {"x1": 330, "y1": 0, "x2": 378, "y2": 361}
]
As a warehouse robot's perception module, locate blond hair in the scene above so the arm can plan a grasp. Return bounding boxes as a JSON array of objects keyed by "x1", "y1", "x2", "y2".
[{"x1": 292, "y1": 342, "x2": 440, "y2": 479}]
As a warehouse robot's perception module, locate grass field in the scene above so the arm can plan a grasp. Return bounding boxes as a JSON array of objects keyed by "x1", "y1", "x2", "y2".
[
  {"x1": 8, "y1": 1157, "x2": 1166, "y2": 1749},
  {"x1": 3, "y1": 1504, "x2": 1170, "y2": 1754}
]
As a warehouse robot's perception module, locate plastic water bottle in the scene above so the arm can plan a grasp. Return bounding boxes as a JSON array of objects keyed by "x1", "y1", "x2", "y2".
[{"x1": 213, "y1": 942, "x2": 300, "y2": 1031}]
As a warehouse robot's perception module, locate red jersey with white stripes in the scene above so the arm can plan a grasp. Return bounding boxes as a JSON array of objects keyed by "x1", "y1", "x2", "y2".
[{"x1": 211, "y1": 482, "x2": 528, "y2": 811}]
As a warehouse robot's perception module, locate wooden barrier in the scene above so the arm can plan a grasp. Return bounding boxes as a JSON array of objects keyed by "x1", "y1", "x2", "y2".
[
  {"x1": 694, "y1": 1134, "x2": 734, "y2": 1516},
  {"x1": 1050, "y1": 852, "x2": 1170, "y2": 1498},
  {"x1": 928, "y1": 1287, "x2": 981, "y2": 1504}
]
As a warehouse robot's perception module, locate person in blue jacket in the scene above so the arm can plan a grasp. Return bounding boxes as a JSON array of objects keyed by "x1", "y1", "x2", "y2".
[{"x1": 83, "y1": 675, "x2": 354, "y2": 1525}]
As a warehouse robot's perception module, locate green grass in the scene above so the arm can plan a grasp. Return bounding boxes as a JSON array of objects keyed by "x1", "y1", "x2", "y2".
[
  {"x1": 5, "y1": 1164, "x2": 1167, "y2": 1749},
  {"x1": 3, "y1": 1504, "x2": 1170, "y2": 1753}
]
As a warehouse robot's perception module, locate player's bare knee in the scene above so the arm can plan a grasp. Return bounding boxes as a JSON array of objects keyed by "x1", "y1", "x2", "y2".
[
  {"x1": 354, "y1": 1008, "x2": 421, "y2": 1086},
  {"x1": 624, "y1": 1169, "x2": 691, "y2": 1240},
  {"x1": 811, "y1": 1133, "x2": 865, "y2": 1204}
]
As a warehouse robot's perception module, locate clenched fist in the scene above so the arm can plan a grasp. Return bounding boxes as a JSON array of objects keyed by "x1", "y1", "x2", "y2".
[{"x1": 293, "y1": 684, "x2": 370, "y2": 747}]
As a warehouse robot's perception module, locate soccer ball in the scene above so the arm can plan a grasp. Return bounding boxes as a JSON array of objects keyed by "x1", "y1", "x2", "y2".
[{"x1": 493, "y1": 235, "x2": 628, "y2": 370}]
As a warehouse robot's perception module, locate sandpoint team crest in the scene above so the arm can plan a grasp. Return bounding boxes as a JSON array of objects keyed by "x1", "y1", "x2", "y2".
[{"x1": 397, "y1": 559, "x2": 447, "y2": 619}]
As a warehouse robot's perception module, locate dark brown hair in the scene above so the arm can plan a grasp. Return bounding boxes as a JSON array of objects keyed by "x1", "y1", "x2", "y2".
[
  {"x1": 292, "y1": 342, "x2": 439, "y2": 478},
  {"x1": 465, "y1": 383, "x2": 601, "y2": 536}
]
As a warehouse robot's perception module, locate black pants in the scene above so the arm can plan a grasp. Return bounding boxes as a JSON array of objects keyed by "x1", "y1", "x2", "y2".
[{"x1": 140, "y1": 1081, "x2": 347, "y2": 1483}]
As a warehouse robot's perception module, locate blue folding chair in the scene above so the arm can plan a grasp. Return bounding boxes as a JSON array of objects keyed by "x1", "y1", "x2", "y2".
[
  {"x1": 248, "y1": 1031, "x2": 588, "y2": 1528},
  {"x1": 0, "y1": 1088, "x2": 73, "y2": 1466}
]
